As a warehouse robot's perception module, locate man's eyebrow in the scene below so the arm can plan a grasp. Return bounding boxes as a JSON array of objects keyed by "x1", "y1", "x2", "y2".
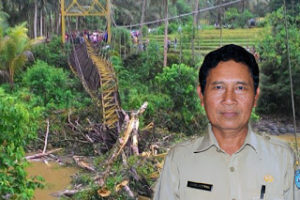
[
  {"x1": 236, "y1": 81, "x2": 248, "y2": 85},
  {"x1": 210, "y1": 81, "x2": 249, "y2": 85},
  {"x1": 211, "y1": 81, "x2": 224, "y2": 85}
]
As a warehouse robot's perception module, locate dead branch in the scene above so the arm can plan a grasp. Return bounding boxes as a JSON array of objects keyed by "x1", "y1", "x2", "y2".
[
  {"x1": 25, "y1": 148, "x2": 63, "y2": 160},
  {"x1": 123, "y1": 184, "x2": 134, "y2": 198},
  {"x1": 67, "y1": 115, "x2": 95, "y2": 143},
  {"x1": 51, "y1": 189, "x2": 87, "y2": 198},
  {"x1": 42, "y1": 119, "x2": 50, "y2": 154},
  {"x1": 131, "y1": 120, "x2": 140, "y2": 155},
  {"x1": 95, "y1": 102, "x2": 148, "y2": 186},
  {"x1": 59, "y1": 139, "x2": 90, "y2": 144},
  {"x1": 121, "y1": 150, "x2": 128, "y2": 168},
  {"x1": 84, "y1": 134, "x2": 94, "y2": 143},
  {"x1": 141, "y1": 122, "x2": 154, "y2": 132},
  {"x1": 73, "y1": 156, "x2": 96, "y2": 172},
  {"x1": 115, "y1": 180, "x2": 135, "y2": 198}
]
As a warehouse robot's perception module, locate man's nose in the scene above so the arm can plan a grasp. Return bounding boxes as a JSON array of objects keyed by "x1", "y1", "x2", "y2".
[{"x1": 222, "y1": 88, "x2": 236, "y2": 105}]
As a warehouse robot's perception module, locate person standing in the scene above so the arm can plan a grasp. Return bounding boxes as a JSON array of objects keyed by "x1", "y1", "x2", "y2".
[{"x1": 154, "y1": 44, "x2": 300, "y2": 200}]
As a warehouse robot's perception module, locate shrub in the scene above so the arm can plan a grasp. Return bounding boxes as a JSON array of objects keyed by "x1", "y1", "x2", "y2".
[
  {"x1": 155, "y1": 64, "x2": 207, "y2": 134},
  {"x1": 224, "y1": 8, "x2": 254, "y2": 28},
  {"x1": 157, "y1": 22, "x2": 179, "y2": 34},
  {"x1": 141, "y1": 25, "x2": 148, "y2": 38},
  {"x1": 21, "y1": 60, "x2": 75, "y2": 110},
  {"x1": 123, "y1": 41, "x2": 163, "y2": 82},
  {"x1": 31, "y1": 35, "x2": 69, "y2": 68},
  {"x1": 0, "y1": 88, "x2": 43, "y2": 199}
]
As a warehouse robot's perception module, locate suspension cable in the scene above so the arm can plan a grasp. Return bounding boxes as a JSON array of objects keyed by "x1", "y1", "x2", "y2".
[
  {"x1": 118, "y1": 0, "x2": 242, "y2": 28},
  {"x1": 283, "y1": 0, "x2": 299, "y2": 161}
]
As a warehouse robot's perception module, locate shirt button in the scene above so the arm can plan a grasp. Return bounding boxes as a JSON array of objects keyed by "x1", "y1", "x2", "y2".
[{"x1": 230, "y1": 167, "x2": 235, "y2": 172}]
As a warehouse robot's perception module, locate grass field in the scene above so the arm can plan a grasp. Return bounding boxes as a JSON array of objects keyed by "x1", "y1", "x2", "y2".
[{"x1": 148, "y1": 27, "x2": 269, "y2": 55}]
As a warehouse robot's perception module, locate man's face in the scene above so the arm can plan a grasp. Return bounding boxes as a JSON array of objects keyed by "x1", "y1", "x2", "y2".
[{"x1": 198, "y1": 60, "x2": 259, "y2": 132}]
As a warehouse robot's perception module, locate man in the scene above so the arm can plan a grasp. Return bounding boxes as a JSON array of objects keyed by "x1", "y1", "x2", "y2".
[{"x1": 154, "y1": 44, "x2": 299, "y2": 200}]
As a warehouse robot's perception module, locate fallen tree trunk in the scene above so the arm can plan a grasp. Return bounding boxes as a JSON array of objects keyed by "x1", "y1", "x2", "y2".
[
  {"x1": 73, "y1": 156, "x2": 96, "y2": 172},
  {"x1": 95, "y1": 102, "x2": 148, "y2": 187},
  {"x1": 25, "y1": 148, "x2": 62, "y2": 160},
  {"x1": 52, "y1": 189, "x2": 87, "y2": 198}
]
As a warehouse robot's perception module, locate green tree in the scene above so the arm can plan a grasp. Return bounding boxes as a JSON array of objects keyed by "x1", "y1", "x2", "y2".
[
  {"x1": 21, "y1": 60, "x2": 74, "y2": 109},
  {"x1": 31, "y1": 35, "x2": 69, "y2": 68},
  {"x1": 0, "y1": 22, "x2": 33, "y2": 88},
  {"x1": 224, "y1": 8, "x2": 254, "y2": 28},
  {"x1": 155, "y1": 63, "x2": 207, "y2": 134},
  {"x1": 0, "y1": 88, "x2": 43, "y2": 199},
  {"x1": 257, "y1": 7, "x2": 300, "y2": 115}
]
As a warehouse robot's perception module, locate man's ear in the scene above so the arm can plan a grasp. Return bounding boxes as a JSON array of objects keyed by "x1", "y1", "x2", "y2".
[
  {"x1": 254, "y1": 87, "x2": 260, "y2": 107},
  {"x1": 197, "y1": 86, "x2": 204, "y2": 107}
]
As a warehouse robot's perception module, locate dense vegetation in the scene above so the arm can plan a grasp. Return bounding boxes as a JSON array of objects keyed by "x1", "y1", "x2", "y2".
[
  {"x1": 0, "y1": 88, "x2": 43, "y2": 199},
  {"x1": 257, "y1": 5, "x2": 300, "y2": 115},
  {"x1": 0, "y1": 0, "x2": 299, "y2": 199}
]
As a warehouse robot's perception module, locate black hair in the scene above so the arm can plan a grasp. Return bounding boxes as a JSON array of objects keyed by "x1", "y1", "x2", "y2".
[{"x1": 199, "y1": 44, "x2": 259, "y2": 94}]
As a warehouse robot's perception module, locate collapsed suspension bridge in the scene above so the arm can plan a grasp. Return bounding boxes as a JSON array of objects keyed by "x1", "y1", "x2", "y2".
[{"x1": 68, "y1": 39, "x2": 121, "y2": 132}]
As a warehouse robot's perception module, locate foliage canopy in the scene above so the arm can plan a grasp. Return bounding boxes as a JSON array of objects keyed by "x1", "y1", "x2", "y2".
[
  {"x1": 257, "y1": 6, "x2": 300, "y2": 115},
  {"x1": 0, "y1": 88, "x2": 43, "y2": 199}
]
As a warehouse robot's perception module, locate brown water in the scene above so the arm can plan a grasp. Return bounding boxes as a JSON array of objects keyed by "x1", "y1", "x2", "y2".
[
  {"x1": 27, "y1": 161, "x2": 78, "y2": 200},
  {"x1": 276, "y1": 134, "x2": 300, "y2": 144}
]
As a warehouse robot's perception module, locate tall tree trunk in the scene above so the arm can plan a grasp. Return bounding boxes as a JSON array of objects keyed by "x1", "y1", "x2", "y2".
[
  {"x1": 191, "y1": 0, "x2": 199, "y2": 64},
  {"x1": 139, "y1": 0, "x2": 147, "y2": 50},
  {"x1": 34, "y1": 0, "x2": 38, "y2": 38},
  {"x1": 40, "y1": 9, "x2": 43, "y2": 36},
  {"x1": 241, "y1": 0, "x2": 245, "y2": 12},
  {"x1": 163, "y1": 0, "x2": 168, "y2": 67},
  {"x1": 28, "y1": 11, "x2": 33, "y2": 38},
  {"x1": 57, "y1": 0, "x2": 62, "y2": 35},
  {"x1": 76, "y1": 17, "x2": 79, "y2": 30},
  {"x1": 48, "y1": 11, "x2": 52, "y2": 37},
  {"x1": 55, "y1": 1, "x2": 59, "y2": 34},
  {"x1": 56, "y1": 13, "x2": 61, "y2": 35}
]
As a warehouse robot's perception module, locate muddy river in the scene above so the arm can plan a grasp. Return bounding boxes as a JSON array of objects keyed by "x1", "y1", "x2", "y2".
[
  {"x1": 276, "y1": 134, "x2": 300, "y2": 144},
  {"x1": 27, "y1": 161, "x2": 78, "y2": 200}
]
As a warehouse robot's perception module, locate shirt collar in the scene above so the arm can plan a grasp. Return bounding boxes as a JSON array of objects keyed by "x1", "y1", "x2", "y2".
[{"x1": 194, "y1": 123, "x2": 259, "y2": 154}]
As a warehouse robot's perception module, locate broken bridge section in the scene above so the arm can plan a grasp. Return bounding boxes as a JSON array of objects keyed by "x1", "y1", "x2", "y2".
[{"x1": 68, "y1": 40, "x2": 121, "y2": 131}]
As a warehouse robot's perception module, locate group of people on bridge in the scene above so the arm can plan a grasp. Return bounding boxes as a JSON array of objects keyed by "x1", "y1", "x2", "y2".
[{"x1": 65, "y1": 30, "x2": 108, "y2": 44}]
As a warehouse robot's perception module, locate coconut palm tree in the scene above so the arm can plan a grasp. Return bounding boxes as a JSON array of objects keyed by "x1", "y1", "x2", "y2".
[{"x1": 0, "y1": 23, "x2": 33, "y2": 88}]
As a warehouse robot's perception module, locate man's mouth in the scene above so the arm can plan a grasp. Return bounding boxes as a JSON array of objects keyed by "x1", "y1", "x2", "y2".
[{"x1": 220, "y1": 112, "x2": 238, "y2": 118}]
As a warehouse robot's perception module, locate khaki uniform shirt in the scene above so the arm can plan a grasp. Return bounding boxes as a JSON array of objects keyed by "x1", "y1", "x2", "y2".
[{"x1": 154, "y1": 124, "x2": 300, "y2": 200}]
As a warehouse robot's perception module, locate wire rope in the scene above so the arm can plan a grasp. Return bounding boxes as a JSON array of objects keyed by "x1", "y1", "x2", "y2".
[
  {"x1": 283, "y1": 0, "x2": 299, "y2": 162},
  {"x1": 118, "y1": 0, "x2": 242, "y2": 28}
]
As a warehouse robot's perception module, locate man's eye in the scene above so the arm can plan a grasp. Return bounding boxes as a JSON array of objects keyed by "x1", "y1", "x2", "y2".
[
  {"x1": 237, "y1": 86, "x2": 245, "y2": 90},
  {"x1": 214, "y1": 85, "x2": 223, "y2": 89}
]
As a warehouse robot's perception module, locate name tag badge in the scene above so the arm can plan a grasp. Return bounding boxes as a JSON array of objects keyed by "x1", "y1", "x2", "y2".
[{"x1": 187, "y1": 181, "x2": 213, "y2": 191}]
